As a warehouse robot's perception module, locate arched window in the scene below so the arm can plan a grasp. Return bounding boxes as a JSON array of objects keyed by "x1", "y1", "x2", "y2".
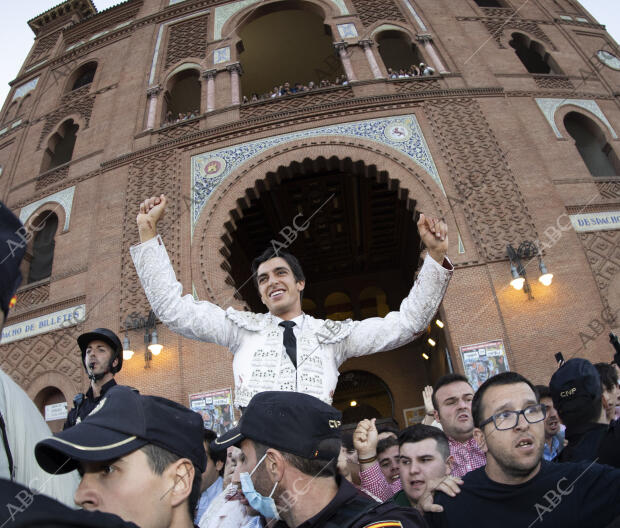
[
  {"x1": 41, "y1": 119, "x2": 79, "y2": 172},
  {"x1": 28, "y1": 211, "x2": 58, "y2": 283},
  {"x1": 69, "y1": 62, "x2": 97, "y2": 91},
  {"x1": 509, "y1": 33, "x2": 561, "y2": 74},
  {"x1": 162, "y1": 69, "x2": 201, "y2": 124},
  {"x1": 474, "y1": 0, "x2": 506, "y2": 7},
  {"x1": 564, "y1": 112, "x2": 619, "y2": 177},
  {"x1": 359, "y1": 287, "x2": 389, "y2": 319},
  {"x1": 237, "y1": 4, "x2": 344, "y2": 100},
  {"x1": 376, "y1": 31, "x2": 426, "y2": 77},
  {"x1": 324, "y1": 292, "x2": 353, "y2": 321},
  {"x1": 33, "y1": 386, "x2": 66, "y2": 433}
]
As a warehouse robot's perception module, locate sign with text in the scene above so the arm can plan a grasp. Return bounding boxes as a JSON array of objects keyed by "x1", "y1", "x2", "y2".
[
  {"x1": 460, "y1": 339, "x2": 510, "y2": 391},
  {"x1": 0, "y1": 304, "x2": 86, "y2": 345},
  {"x1": 570, "y1": 211, "x2": 620, "y2": 232},
  {"x1": 189, "y1": 388, "x2": 235, "y2": 435},
  {"x1": 45, "y1": 402, "x2": 68, "y2": 422}
]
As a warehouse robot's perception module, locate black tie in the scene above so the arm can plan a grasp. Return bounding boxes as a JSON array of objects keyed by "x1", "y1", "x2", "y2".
[{"x1": 279, "y1": 321, "x2": 297, "y2": 369}]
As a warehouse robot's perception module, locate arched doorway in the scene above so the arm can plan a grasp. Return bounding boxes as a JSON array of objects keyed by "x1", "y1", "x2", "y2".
[
  {"x1": 33, "y1": 386, "x2": 67, "y2": 433},
  {"x1": 332, "y1": 370, "x2": 394, "y2": 423},
  {"x1": 222, "y1": 156, "x2": 451, "y2": 425}
]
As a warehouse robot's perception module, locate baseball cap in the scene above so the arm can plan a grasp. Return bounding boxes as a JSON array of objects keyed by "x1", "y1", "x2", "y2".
[
  {"x1": 212, "y1": 391, "x2": 342, "y2": 461},
  {"x1": 0, "y1": 201, "x2": 26, "y2": 316},
  {"x1": 550, "y1": 358, "x2": 602, "y2": 412},
  {"x1": 35, "y1": 386, "x2": 206, "y2": 474}
]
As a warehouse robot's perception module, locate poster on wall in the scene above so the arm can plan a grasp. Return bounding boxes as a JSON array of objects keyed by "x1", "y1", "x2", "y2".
[
  {"x1": 459, "y1": 339, "x2": 510, "y2": 391},
  {"x1": 189, "y1": 388, "x2": 235, "y2": 434},
  {"x1": 403, "y1": 405, "x2": 426, "y2": 426}
]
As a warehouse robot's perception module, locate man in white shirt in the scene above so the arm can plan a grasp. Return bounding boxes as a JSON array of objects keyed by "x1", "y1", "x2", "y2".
[{"x1": 131, "y1": 194, "x2": 452, "y2": 408}]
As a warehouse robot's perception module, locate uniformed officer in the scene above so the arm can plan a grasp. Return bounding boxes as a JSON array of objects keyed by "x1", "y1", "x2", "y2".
[
  {"x1": 63, "y1": 328, "x2": 123, "y2": 429},
  {"x1": 212, "y1": 391, "x2": 426, "y2": 528}
]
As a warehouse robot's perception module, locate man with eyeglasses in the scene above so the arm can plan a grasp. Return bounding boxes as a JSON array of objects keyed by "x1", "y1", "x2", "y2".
[{"x1": 425, "y1": 372, "x2": 620, "y2": 528}]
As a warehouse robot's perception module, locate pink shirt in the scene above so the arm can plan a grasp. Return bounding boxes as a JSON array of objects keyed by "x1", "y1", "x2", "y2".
[{"x1": 448, "y1": 436, "x2": 486, "y2": 477}]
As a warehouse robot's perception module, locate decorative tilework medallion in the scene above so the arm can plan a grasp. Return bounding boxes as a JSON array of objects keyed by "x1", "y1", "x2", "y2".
[
  {"x1": 337, "y1": 23, "x2": 358, "y2": 39},
  {"x1": 213, "y1": 47, "x2": 231, "y2": 65},
  {"x1": 191, "y1": 114, "x2": 444, "y2": 236}
]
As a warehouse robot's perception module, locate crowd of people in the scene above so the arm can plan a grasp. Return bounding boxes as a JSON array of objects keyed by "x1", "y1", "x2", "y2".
[
  {"x1": 1, "y1": 196, "x2": 619, "y2": 528},
  {"x1": 387, "y1": 62, "x2": 435, "y2": 78},
  {"x1": 241, "y1": 76, "x2": 350, "y2": 104},
  {"x1": 163, "y1": 110, "x2": 200, "y2": 126}
]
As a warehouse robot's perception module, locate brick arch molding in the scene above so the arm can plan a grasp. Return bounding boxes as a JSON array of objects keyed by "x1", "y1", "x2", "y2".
[{"x1": 191, "y1": 141, "x2": 453, "y2": 308}]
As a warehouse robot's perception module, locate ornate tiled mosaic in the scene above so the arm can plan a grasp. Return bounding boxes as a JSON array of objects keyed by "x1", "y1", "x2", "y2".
[
  {"x1": 19, "y1": 186, "x2": 75, "y2": 232},
  {"x1": 213, "y1": 0, "x2": 349, "y2": 40},
  {"x1": 191, "y1": 114, "x2": 444, "y2": 235},
  {"x1": 535, "y1": 98, "x2": 618, "y2": 139}
]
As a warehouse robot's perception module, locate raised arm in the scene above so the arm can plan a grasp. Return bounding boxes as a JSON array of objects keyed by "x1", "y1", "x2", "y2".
[
  {"x1": 337, "y1": 214, "x2": 452, "y2": 363},
  {"x1": 131, "y1": 194, "x2": 238, "y2": 349}
]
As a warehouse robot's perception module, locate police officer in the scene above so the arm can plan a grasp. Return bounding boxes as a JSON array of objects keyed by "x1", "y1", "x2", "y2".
[
  {"x1": 63, "y1": 328, "x2": 123, "y2": 429},
  {"x1": 212, "y1": 391, "x2": 426, "y2": 528}
]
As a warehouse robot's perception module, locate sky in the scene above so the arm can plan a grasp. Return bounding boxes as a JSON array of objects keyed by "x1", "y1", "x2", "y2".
[{"x1": 0, "y1": 0, "x2": 618, "y2": 106}]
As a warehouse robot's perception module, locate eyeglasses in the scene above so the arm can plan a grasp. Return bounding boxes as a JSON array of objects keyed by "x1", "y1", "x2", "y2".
[{"x1": 480, "y1": 403, "x2": 546, "y2": 431}]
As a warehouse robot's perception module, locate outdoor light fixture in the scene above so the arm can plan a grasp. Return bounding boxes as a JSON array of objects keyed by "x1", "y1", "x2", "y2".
[
  {"x1": 122, "y1": 310, "x2": 162, "y2": 368},
  {"x1": 506, "y1": 241, "x2": 553, "y2": 300},
  {"x1": 436, "y1": 319, "x2": 444, "y2": 328},
  {"x1": 422, "y1": 352, "x2": 430, "y2": 360},
  {"x1": 122, "y1": 335, "x2": 134, "y2": 360},
  {"x1": 350, "y1": 400, "x2": 357, "y2": 407},
  {"x1": 428, "y1": 338, "x2": 436, "y2": 347}
]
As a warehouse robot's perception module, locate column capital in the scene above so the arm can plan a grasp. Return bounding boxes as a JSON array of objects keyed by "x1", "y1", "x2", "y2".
[
  {"x1": 358, "y1": 39, "x2": 374, "y2": 49},
  {"x1": 226, "y1": 62, "x2": 243, "y2": 75},
  {"x1": 201, "y1": 68, "x2": 217, "y2": 80},
  {"x1": 146, "y1": 85, "x2": 161, "y2": 97},
  {"x1": 333, "y1": 41, "x2": 348, "y2": 51},
  {"x1": 416, "y1": 33, "x2": 434, "y2": 43}
]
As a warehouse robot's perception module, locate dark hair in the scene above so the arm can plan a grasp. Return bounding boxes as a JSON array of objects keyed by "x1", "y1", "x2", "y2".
[
  {"x1": 472, "y1": 372, "x2": 538, "y2": 428},
  {"x1": 398, "y1": 424, "x2": 450, "y2": 460},
  {"x1": 432, "y1": 373, "x2": 471, "y2": 412},
  {"x1": 535, "y1": 385, "x2": 551, "y2": 400},
  {"x1": 140, "y1": 444, "x2": 202, "y2": 517},
  {"x1": 377, "y1": 436, "x2": 399, "y2": 457},
  {"x1": 376, "y1": 422, "x2": 399, "y2": 437},
  {"x1": 594, "y1": 362, "x2": 619, "y2": 392},
  {"x1": 253, "y1": 440, "x2": 338, "y2": 479},
  {"x1": 251, "y1": 248, "x2": 305, "y2": 288},
  {"x1": 556, "y1": 395, "x2": 602, "y2": 429},
  {"x1": 341, "y1": 431, "x2": 354, "y2": 451},
  {"x1": 203, "y1": 429, "x2": 226, "y2": 476}
]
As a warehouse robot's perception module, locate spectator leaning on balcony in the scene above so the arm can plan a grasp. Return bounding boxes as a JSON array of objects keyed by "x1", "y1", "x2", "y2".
[{"x1": 131, "y1": 194, "x2": 452, "y2": 409}]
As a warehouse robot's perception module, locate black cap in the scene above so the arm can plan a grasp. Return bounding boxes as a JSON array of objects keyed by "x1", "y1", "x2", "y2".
[
  {"x1": 0, "y1": 201, "x2": 26, "y2": 317},
  {"x1": 35, "y1": 385, "x2": 206, "y2": 474},
  {"x1": 550, "y1": 358, "x2": 601, "y2": 413},
  {"x1": 212, "y1": 391, "x2": 342, "y2": 460},
  {"x1": 78, "y1": 328, "x2": 123, "y2": 373}
]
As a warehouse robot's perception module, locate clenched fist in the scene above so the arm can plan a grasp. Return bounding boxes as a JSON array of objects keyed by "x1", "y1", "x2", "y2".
[
  {"x1": 417, "y1": 213, "x2": 448, "y2": 264},
  {"x1": 353, "y1": 418, "x2": 379, "y2": 460},
  {"x1": 136, "y1": 194, "x2": 167, "y2": 243}
]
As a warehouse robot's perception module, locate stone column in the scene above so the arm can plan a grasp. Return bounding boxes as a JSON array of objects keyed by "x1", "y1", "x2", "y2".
[
  {"x1": 202, "y1": 69, "x2": 217, "y2": 112},
  {"x1": 227, "y1": 63, "x2": 242, "y2": 105},
  {"x1": 334, "y1": 42, "x2": 357, "y2": 82},
  {"x1": 145, "y1": 85, "x2": 161, "y2": 130},
  {"x1": 359, "y1": 39, "x2": 382, "y2": 79},
  {"x1": 416, "y1": 34, "x2": 448, "y2": 74}
]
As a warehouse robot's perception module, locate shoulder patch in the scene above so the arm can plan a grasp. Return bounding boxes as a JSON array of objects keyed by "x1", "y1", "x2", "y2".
[{"x1": 362, "y1": 522, "x2": 403, "y2": 528}]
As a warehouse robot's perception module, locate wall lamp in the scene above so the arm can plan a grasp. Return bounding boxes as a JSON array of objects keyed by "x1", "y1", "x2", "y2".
[
  {"x1": 122, "y1": 310, "x2": 163, "y2": 368},
  {"x1": 506, "y1": 241, "x2": 553, "y2": 300}
]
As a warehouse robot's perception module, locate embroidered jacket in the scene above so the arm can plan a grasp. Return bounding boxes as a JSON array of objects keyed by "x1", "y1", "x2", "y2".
[{"x1": 130, "y1": 235, "x2": 453, "y2": 408}]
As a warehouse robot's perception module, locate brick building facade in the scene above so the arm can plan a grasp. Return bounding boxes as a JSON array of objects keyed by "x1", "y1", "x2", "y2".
[{"x1": 0, "y1": 0, "x2": 618, "y2": 432}]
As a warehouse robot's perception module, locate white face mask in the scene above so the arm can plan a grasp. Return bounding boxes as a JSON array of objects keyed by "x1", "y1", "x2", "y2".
[{"x1": 239, "y1": 453, "x2": 280, "y2": 520}]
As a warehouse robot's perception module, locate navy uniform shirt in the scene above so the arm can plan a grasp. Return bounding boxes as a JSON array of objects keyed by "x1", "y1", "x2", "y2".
[
  {"x1": 63, "y1": 379, "x2": 117, "y2": 430},
  {"x1": 425, "y1": 460, "x2": 620, "y2": 528},
  {"x1": 273, "y1": 476, "x2": 426, "y2": 528}
]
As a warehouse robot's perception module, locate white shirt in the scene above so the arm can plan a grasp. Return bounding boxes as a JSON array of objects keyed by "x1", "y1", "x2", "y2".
[{"x1": 131, "y1": 235, "x2": 453, "y2": 407}]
